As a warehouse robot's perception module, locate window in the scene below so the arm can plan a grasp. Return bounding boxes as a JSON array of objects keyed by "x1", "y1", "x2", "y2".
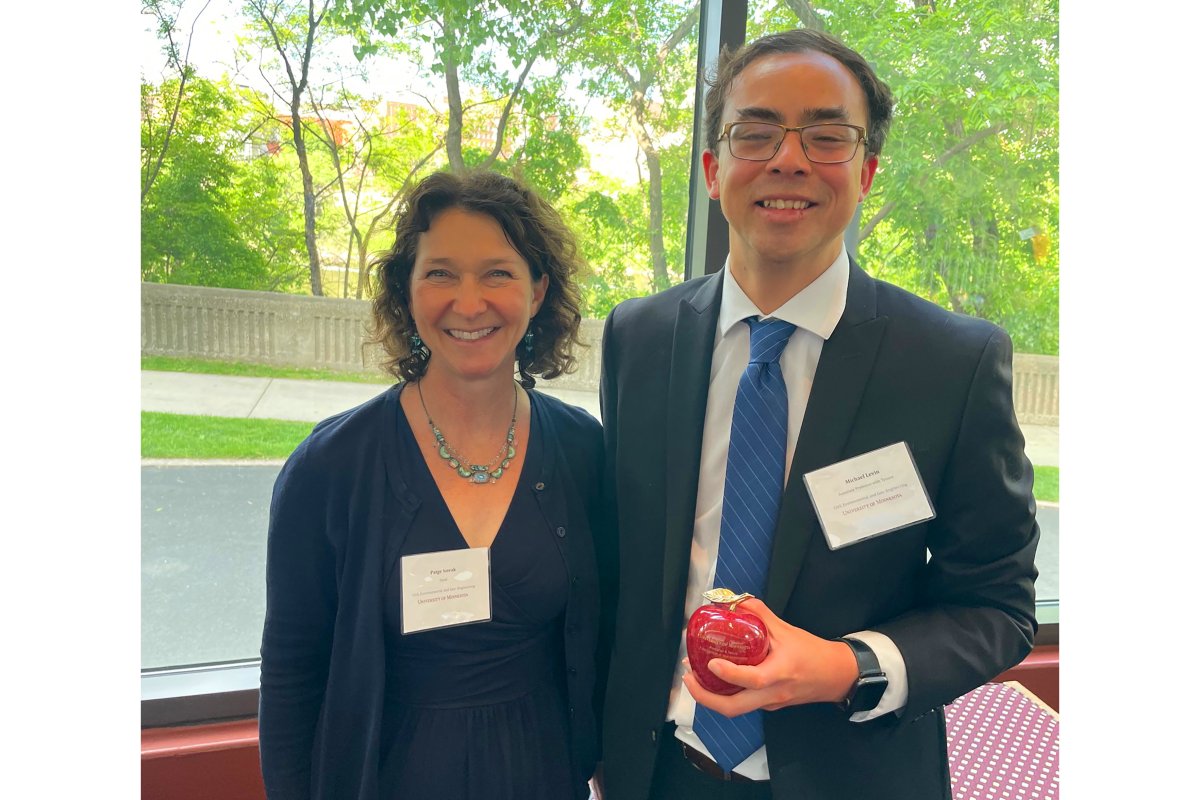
[
  {"x1": 140, "y1": 0, "x2": 708, "y2": 720},
  {"x1": 141, "y1": 0, "x2": 1058, "y2": 724}
]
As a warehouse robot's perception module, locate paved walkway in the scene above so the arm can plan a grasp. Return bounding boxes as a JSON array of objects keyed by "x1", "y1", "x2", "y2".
[{"x1": 141, "y1": 370, "x2": 1059, "y2": 467}]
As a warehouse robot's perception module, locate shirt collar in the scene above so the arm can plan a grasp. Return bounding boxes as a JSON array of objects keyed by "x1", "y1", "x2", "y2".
[{"x1": 717, "y1": 245, "x2": 849, "y2": 341}]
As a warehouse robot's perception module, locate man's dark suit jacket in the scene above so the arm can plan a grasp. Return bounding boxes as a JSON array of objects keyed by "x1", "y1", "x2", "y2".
[{"x1": 598, "y1": 261, "x2": 1039, "y2": 800}]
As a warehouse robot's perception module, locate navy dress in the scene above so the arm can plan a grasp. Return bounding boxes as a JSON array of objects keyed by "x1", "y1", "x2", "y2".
[{"x1": 379, "y1": 402, "x2": 583, "y2": 800}]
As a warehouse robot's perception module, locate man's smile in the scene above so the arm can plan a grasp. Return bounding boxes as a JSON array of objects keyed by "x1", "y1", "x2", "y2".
[{"x1": 757, "y1": 198, "x2": 815, "y2": 210}]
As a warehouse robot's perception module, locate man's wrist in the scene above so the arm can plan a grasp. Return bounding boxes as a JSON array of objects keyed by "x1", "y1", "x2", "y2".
[
  {"x1": 828, "y1": 637, "x2": 860, "y2": 703},
  {"x1": 836, "y1": 637, "x2": 889, "y2": 714}
]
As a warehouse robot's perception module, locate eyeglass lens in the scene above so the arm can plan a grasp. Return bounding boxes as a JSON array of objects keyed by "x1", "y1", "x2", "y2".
[{"x1": 727, "y1": 123, "x2": 861, "y2": 163}]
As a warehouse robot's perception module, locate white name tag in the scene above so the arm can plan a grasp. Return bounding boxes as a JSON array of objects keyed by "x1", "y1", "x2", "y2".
[
  {"x1": 400, "y1": 547, "x2": 492, "y2": 634},
  {"x1": 802, "y1": 442, "x2": 935, "y2": 550}
]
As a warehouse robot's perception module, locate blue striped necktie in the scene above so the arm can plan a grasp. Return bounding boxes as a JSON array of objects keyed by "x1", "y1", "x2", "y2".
[{"x1": 693, "y1": 316, "x2": 796, "y2": 773}]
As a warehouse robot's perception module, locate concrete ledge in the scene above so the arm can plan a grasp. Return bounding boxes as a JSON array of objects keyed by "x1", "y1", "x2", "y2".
[{"x1": 143, "y1": 283, "x2": 1057, "y2": 424}]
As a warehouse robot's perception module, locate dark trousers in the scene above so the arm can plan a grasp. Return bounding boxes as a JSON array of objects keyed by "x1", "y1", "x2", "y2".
[{"x1": 646, "y1": 724, "x2": 774, "y2": 800}]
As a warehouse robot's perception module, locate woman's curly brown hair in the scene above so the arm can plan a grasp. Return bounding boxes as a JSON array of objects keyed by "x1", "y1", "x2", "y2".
[{"x1": 368, "y1": 169, "x2": 586, "y2": 389}]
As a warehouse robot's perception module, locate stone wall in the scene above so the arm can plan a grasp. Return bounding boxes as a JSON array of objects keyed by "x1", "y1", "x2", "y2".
[{"x1": 142, "y1": 283, "x2": 1058, "y2": 424}]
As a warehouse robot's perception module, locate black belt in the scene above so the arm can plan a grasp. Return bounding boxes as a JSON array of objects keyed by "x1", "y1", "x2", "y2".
[{"x1": 679, "y1": 740, "x2": 757, "y2": 784}]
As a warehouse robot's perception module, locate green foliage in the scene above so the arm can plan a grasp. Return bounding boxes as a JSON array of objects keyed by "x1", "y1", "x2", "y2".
[
  {"x1": 141, "y1": 76, "x2": 309, "y2": 290},
  {"x1": 562, "y1": 185, "x2": 653, "y2": 316},
  {"x1": 141, "y1": 0, "x2": 1057, "y2": 352},
  {"x1": 501, "y1": 76, "x2": 588, "y2": 202},
  {"x1": 568, "y1": 1, "x2": 700, "y2": 290},
  {"x1": 753, "y1": 0, "x2": 1059, "y2": 354}
]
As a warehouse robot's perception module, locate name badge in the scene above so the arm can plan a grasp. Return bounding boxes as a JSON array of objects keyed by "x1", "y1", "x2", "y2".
[
  {"x1": 400, "y1": 547, "x2": 492, "y2": 634},
  {"x1": 802, "y1": 442, "x2": 935, "y2": 550}
]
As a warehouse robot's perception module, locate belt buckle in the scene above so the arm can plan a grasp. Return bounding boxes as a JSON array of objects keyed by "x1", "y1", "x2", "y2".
[{"x1": 681, "y1": 742, "x2": 747, "y2": 783}]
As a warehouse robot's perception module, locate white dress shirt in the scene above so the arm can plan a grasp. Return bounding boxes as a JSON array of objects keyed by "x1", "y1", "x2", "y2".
[{"x1": 667, "y1": 246, "x2": 910, "y2": 780}]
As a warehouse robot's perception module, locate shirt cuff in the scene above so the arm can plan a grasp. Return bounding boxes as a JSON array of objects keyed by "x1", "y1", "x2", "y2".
[{"x1": 844, "y1": 629, "x2": 908, "y2": 721}]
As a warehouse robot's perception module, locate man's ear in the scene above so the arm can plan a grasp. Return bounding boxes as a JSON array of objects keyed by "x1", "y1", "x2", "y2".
[
  {"x1": 859, "y1": 154, "x2": 879, "y2": 202},
  {"x1": 703, "y1": 149, "x2": 721, "y2": 200}
]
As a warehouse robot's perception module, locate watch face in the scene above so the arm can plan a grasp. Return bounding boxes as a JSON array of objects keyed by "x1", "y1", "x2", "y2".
[{"x1": 851, "y1": 674, "x2": 889, "y2": 712}]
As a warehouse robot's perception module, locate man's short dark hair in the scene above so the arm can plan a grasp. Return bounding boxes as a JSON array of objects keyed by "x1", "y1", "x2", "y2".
[{"x1": 704, "y1": 29, "x2": 895, "y2": 158}]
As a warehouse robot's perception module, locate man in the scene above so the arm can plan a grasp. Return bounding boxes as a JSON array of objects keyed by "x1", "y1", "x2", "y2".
[{"x1": 598, "y1": 28, "x2": 1039, "y2": 800}]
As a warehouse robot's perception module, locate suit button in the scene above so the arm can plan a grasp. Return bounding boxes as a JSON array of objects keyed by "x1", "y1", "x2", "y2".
[
  {"x1": 650, "y1": 729, "x2": 657, "y2": 742},
  {"x1": 535, "y1": 481, "x2": 546, "y2": 491},
  {"x1": 556, "y1": 526, "x2": 567, "y2": 538}
]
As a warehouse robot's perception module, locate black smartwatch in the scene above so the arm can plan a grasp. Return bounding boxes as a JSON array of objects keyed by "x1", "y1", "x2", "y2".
[{"x1": 837, "y1": 637, "x2": 888, "y2": 714}]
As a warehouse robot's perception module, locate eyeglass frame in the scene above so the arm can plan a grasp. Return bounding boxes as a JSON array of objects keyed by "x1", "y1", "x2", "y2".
[{"x1": 716, "y1": 121, "x2": 869, "y2": 164}]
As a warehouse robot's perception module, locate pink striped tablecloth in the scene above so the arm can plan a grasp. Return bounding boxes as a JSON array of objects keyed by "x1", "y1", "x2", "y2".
[{"x1": 945, "y1": 682, "x2": 1060, "y2": 799}]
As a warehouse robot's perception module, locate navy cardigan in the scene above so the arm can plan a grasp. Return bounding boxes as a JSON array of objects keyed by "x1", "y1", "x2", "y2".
[{"x1": 259, "y1": 385, "x2": 612, "y2": 799}]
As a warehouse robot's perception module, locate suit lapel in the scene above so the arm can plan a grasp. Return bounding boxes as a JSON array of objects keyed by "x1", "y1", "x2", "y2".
[
  {"x1": 661, "y1": 274, "x2": 722, "y2": 627},
  {"x1": 766, "y1": 261, "x2": 888, "y2": 610}
]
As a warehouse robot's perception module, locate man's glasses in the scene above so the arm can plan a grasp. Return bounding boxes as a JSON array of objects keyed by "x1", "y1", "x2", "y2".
[{"x1": 718, "y1": 122, "x2": 867, "y2": 164}]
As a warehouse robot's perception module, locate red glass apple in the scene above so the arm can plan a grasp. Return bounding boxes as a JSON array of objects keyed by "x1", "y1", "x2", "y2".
[{"x1": 686, "y1": 588, "x2": 769, "y2": 695}]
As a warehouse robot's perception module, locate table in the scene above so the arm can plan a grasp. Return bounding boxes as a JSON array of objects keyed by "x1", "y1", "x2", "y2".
[{"x1": 945, "y1": 681, "x2": 1060, "y2": 799}]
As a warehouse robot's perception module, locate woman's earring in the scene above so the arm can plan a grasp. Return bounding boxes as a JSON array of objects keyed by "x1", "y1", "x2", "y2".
[
  {"x1": 523, "y1": 329, "x2": 534, "y2": 354},
  {"x1": 410, "y1": 333, "x2": 427, "y2": 358}
]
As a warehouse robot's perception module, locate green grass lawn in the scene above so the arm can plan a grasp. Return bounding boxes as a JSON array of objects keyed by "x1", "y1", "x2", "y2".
[
  {"x1": 1033, "y1": 466, "x2": 1058, "y2": 503},
  {"x1": 142, "y1": 355, "x2": 393, "y2": 384},
  {"x1": 142, "y1": 408, "x2": 1064, "y2": 503},
  {"x1": 142, "y1": 412, "x2": 315, "y2": 459}
]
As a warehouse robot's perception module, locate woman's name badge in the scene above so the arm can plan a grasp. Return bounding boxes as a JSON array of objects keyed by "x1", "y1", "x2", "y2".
[
  {"x1": 400, "y1": 547, "x2": 492, "y2": 634},
  {"x1": 802, "y1": 441, "x2": 935, "y2": 550}
]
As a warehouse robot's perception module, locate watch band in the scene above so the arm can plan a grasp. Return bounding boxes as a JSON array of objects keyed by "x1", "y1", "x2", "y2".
[{"x1": 837, "y1": 637, "x2": 888, "y2": 714}]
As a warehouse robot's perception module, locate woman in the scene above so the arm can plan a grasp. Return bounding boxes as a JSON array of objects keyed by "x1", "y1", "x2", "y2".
[{"x1": 259, "y1": 169, "x2": 612, "y2": 800}]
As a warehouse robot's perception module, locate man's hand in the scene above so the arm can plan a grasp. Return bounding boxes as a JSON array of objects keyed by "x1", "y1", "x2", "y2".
[{"x1": 681, "y1": 598, "x2": 859, "y2": 716}]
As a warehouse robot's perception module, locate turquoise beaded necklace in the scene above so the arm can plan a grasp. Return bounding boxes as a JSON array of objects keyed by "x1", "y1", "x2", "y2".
[{"x1": 416, "y1": 380, "x2": 518, "y2": 485}]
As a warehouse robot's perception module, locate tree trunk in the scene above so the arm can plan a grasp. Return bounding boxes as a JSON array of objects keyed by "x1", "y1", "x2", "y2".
[
  {"x1": 444, "y1": 65, "x2": 465, "y2": 172},
  {"x1": 251, "y1": 0, "x2": 330, "y2": 296},
  {"x1": 311, "y1": 102, "x2": 365, "y2": 299},
  {"x1": 289, "y1": 93, "x2": 323, "y2": 296},
  {"x1": 644, "y1": 143, "x2": 669, "y2": 290},
  {"x1": 442, "y1": 17, "x2": 466, "y2": 174},
  {"x1": 782, "y1": 0, "x2": 826, "y2": 30},
  {"x1": 622, "y1": 4, "x2": 700, "y2": 290},
  {"x1": 627, "y1": 81, "x2": 669, "y2": 288},
  {"x1": 481, "y1": 57, "x2": 537, "y2": 168}
]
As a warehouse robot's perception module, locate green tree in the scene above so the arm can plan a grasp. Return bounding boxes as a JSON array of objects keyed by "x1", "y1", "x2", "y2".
[
  {"x1": 562, "y1": 180, "x2": 656, "y2": 317},
  {"x1": 498, "y1": 75, "x2": 587, "y2": 201},
  {"x1": 141, "y1": 0, "x2": 215, "y2": 201},
  {"x1": 141, "y1": 76, "x2": 308, "y2": 290},
  {"x1": 755, "y1": 0, "x2": 1059, "y2": 353},
  {"x1": 335, "y1": 0, "x2": 586, "y2": 174},
  {"x1": 572, "y1": 0, "x2": 700, "y2": 290},
  {"x1": 308, "y1": 90, "x2": 443, "y2": 298},
  {"x1": 230, "y1": 151, "x2": 312, "y2": 290},
  {"x1": 244, "y1": 0, "x2": 335, "y2": 296},
  {"x1": 331, "y1": 0, "x2": 614, "y2": 303}
]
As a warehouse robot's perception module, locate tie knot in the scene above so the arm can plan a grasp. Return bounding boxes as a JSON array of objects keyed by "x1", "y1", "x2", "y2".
[{"x1": 746, "y1": 317, "x2": 796, "y2": 364}]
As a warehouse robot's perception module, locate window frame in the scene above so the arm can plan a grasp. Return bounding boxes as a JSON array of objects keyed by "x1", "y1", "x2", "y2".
[
  {"x1": 142, "y1": 661, "x2": 260, "y2": 727},
  {"x1": 141, "y1": 0, "x2": 1059, "y2": 727}
]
